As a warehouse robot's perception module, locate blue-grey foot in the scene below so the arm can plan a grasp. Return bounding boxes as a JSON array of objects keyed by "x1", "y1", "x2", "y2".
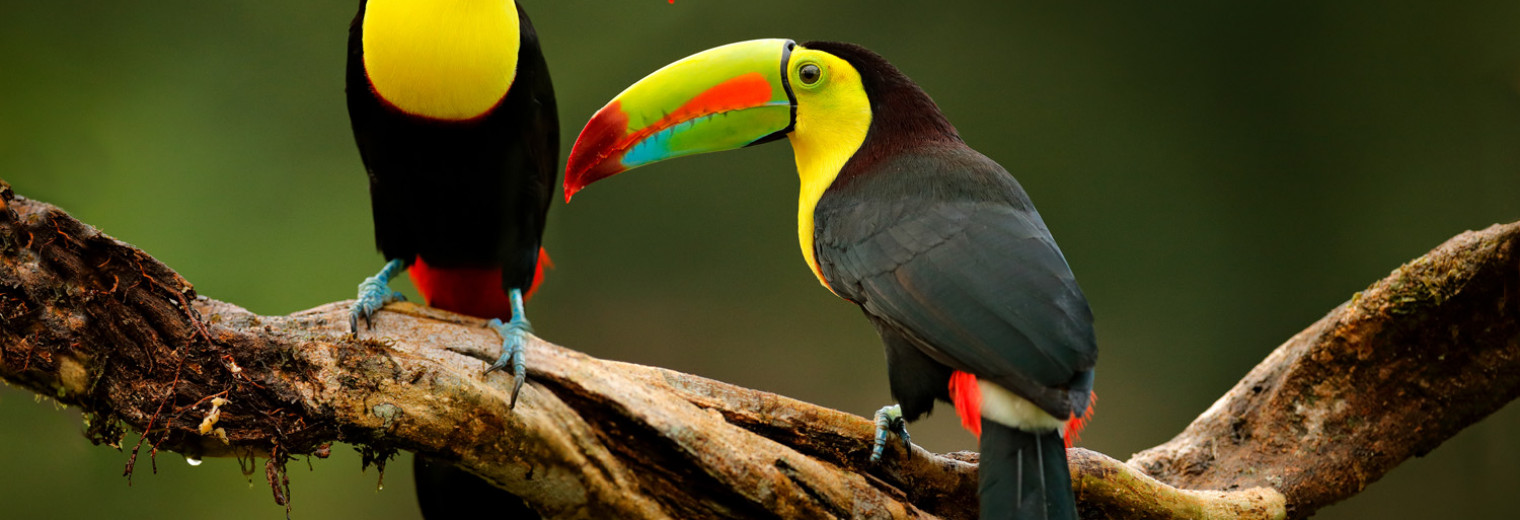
[
  {"x1": 350, "y1": 258, "x2": 408, "y2": 333},
  {"x1": 871, "y1": 404, "x2": 913, "y2": 463},
  {"x1": 484, "y1": 288, "x2": 531, "y2": 409}
]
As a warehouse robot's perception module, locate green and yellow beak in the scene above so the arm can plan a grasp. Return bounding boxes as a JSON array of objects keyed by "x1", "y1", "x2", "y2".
[{"x1": 563, "y1": 39, "x2": 797, "y2": 201}]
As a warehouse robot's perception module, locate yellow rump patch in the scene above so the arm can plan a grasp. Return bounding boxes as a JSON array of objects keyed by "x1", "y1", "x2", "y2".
[
  {"x1": 787, "y1": 47, "x2": 872, "y2": 294},
  {"x1": 362, "y1": 0, "x2": 520, "y2": 121}
]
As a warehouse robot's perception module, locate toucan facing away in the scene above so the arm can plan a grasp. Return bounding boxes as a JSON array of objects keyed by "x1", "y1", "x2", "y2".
[
  {"x1": 346, "y1": 0, "x2": 556, "y2": 517},
  {"x1": 564, "y1": 40, "x2": 1096, "y2": 520}
]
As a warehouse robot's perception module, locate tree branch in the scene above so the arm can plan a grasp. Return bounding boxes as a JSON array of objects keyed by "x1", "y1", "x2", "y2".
[
  {"x1": 1128, "y1": 213, "x2": 1520, "y2": 518},
  {"x1": 0, "y1": 180, "x2": 1514, "y2": 519}
]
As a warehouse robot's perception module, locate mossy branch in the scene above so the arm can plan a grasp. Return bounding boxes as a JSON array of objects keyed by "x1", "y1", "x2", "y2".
[{"x1": 0, "y1": 179, "x2": 1515, "y2": 519}]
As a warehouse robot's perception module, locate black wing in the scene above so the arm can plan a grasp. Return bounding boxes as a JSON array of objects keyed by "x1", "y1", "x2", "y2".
[
  {"x1": 815, "y1": 146, "x2": 1095, "y2": 417},
  {"x1": 491, "y1": 3, "x2": 559, "y2": 291}
]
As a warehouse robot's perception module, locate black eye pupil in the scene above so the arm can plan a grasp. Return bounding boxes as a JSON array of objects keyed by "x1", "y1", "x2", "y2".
[{"x1": 800, "y1": 64, "x2": 821, "y2": 85}]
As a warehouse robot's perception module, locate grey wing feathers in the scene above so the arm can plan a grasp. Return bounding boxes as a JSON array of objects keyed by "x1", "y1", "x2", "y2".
[{"x1": 817, "y1": 156, "x2": 1095, "y2": 415}]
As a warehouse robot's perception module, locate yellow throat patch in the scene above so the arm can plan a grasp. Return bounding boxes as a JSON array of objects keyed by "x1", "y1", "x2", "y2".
[
  {"x1": 361, "y1": 0, "x2": 520, "y2": 121},
  {"x1": 786, "y1": 47, "x2": 872, "y2": 294}
]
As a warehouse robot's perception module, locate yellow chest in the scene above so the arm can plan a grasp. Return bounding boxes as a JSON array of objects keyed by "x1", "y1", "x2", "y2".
[
  {"x1": 786, "y1": 49, "x2": 873, "y2": 295},
  {"x1": 361, "y1": 0, "x2": 520, "y2": 121},
  {"x1": 792, "y1": 138, "x2": 857, "y2": 294},
  {"x1": 790, "y1": 115, "x2": 869, "y2": 295}
]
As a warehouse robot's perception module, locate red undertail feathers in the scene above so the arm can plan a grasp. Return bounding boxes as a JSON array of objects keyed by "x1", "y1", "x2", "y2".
[
  {"x1": 948, "y1": 371, "x2": 1096, "y2": 449},
  {"x1": 407, "y1": 248, "x2": 551, "y2": 321}
]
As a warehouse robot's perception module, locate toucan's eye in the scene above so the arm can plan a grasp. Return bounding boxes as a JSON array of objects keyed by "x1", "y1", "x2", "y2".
[{"x1": 799, "y1": 64, "x2": 822, "y2": 85}]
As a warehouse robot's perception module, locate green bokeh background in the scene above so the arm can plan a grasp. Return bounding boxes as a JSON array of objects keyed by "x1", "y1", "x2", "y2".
[{"x1": 3, "y1": 1, "x2": 1519, "y2": 518}]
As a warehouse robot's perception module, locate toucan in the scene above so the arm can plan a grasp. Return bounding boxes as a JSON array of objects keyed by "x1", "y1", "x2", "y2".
[
  {"x1": 563, "y1": 40, "x2": 1096, "y2": 520},
  {"x1": 345, "y1": 0, "x2": 556, "y2": 518}
]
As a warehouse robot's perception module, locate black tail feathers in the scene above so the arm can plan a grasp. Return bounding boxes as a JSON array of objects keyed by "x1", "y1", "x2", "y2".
[{"x1": 978, "y1": 421, "x2": 1076, "y2": 520}]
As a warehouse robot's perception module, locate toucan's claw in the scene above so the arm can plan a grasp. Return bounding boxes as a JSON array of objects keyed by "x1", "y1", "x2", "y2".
[
  {"x1": 871, "y1": 404, "x2": 912, "y2": 463},
  {"x1": 484, "y1": 288, "x2": 532, "y2": 409},
  {"x1": 350, "y1": 259, "x2": 408, "y2": 333},
  {"x1": 485, "y1": 318, "x2": 530, "y2": 408}
]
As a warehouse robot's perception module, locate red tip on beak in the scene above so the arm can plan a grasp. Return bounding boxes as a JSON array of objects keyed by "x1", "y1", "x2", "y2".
[
  {"x1": 562, "y1": 40, "x2": 796, "y2": 202},
  {"x1": 564, "y1": 101, "x2": 631, "y2": 202}
]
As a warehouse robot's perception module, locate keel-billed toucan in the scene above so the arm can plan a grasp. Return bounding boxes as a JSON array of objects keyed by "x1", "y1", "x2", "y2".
[
  {"x1": 346, "y1": 0, "x2": 556, "y2": 517},
  {"x1": 564, "y1": 40, "x2": 1097, "y2": 520}
]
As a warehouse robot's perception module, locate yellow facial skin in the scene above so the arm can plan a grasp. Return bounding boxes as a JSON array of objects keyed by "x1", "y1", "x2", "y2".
[
  {"x1": 361, "y1": 0, "x2": 520, "y2": 120},
  {"x1": 787, "y1": 47, "x2": 872, "y2": 293}
]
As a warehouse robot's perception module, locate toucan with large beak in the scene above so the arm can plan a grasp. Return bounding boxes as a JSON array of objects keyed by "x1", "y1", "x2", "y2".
[
  {"x1": 564, "y1": 39, "x2": 1096, "y2": 520},
  {"x1": 345, "y1": 0, "x2": 556, "y2": 517}
]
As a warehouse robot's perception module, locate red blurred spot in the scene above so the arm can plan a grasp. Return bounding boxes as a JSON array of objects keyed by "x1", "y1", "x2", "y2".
[
  {"x1": 1064, "y1": 392, "x2": 1096, "y2": 448},
  {"x1": 528, "y1": 248, "x2": 551, "y2": 301},
  {"x1": 564, "y1": 72, "x2": 775, "y2": 201},
  {"x1": 408, "y1": 248, "x2": 551, "y2": 321},
  {"x1": 950, "y1": 371, "x2": 983, "y2": 437}
]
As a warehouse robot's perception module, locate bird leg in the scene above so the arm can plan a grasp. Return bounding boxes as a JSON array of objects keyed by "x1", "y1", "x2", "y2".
[
  {"x1": 485, "y1": 288, "x2": 532, "y2": 409},
  {"x1": 871, "y1": 404, "x2": 913, "y2": 463},
  {"x1": 350, "y1": 258, "x2": 408, "y2": 332}
]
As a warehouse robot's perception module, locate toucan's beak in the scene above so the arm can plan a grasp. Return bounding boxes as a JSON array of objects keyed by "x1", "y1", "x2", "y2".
[{"x1": 564, "y1": 38, "x2": 796, "y2": 201}]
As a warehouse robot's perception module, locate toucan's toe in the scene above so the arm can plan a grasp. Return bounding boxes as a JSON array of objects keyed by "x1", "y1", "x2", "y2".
[
  {"x1": 871, "y1": 404, "x2": 912, "y2": 463},
  {"x1": 484, "y1": 288, "x2": 533, "y2": 409},
  {"x1": 351, "y1": 259, "x2": 408, "y2": 333}
]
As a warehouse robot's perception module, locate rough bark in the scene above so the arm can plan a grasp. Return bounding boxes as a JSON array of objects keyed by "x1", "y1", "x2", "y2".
[
  {"x1": 0, "y1": 179, "x2": 1514, "y2": 519},
  {"x1": 1127, "y1": 216, "x2": 1520, "y2": 518}
]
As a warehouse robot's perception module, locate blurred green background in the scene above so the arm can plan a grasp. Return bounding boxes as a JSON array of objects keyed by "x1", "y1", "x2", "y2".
[{"x1": 3, "y1": 1, "x2": 1518, "y2": 518}]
